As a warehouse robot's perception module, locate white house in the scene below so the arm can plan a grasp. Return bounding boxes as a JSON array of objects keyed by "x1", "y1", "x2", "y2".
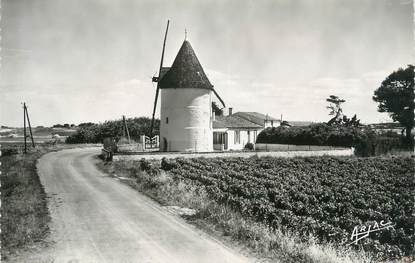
[
  {"x1": 233, "y1": 112, "x2": 281, "y2": 128},
  {"x1": 212, "y1": 109, "x2": 280, "y2": 151},
  {"x1": 213, "y1": 114, "x2": 262, "y2": 151}
]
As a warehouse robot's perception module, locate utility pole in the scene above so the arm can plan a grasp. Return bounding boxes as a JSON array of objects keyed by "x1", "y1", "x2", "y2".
[
  {"x1": 23, "y1": 102, "x2": 35, "y2": 153},
  {"x1": 122, "y1": 115, "x2": 131, "y2": 143},
  {"x1": 25, "y1": 104, "x2": 35, "y2": 147},
  {"x1": 23, "y1": 103, "x2": 27, "y2": 153}
]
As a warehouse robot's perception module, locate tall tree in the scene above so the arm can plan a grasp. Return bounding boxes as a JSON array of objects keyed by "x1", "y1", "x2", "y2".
[
  {"x1": 326, "y1": 95, "x2": 345, "y2": 125},
  {"x1": 373, "y1": 65, "x2": 414, "y2": 144}
]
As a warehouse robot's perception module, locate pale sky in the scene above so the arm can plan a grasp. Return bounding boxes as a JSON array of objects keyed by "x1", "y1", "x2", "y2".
[{"x1": 1, "y1": 0, "x2": 414, "y2": 127}]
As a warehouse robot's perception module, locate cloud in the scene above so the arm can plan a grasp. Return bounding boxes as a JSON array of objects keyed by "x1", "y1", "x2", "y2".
[
  {"x1": 304, "y1": 71, "x2": 390, "y2": 123},
  {"x1": 203, "y1": 68, "x2": 392, "y2": 124}
]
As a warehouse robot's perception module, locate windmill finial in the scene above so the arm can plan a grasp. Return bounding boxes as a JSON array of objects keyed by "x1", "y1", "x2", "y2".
[{"x1": 185, "y1": 28, "x2": 187, "y2": 40}]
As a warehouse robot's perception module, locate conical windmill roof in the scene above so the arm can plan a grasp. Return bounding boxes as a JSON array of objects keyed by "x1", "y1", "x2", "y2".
[{"x1": 160, "y1": 40, "x2": 213, "y2": 90}]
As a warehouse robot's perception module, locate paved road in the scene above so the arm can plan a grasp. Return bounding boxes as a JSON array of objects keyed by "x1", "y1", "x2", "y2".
[{"x1": 30, "y1": 147, "x2": 249, "y2": 263}]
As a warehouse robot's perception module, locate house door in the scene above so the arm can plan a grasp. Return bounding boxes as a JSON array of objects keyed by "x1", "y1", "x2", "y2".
[
  {"x1": 163, "y1": 137, "x2": 168, "y2": 152},
  {"x1": 223, "y1": 133, "x2": 228, "y2": 150},
  {"x1": 213, "y1": 132, "x2": 228, "y2": 150}
]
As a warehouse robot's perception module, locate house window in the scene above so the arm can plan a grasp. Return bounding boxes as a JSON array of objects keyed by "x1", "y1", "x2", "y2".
[
  {"x1": 166, "y1": 117, "x2": 169, "y2": 124},
  {"x1": 214, "y1": 132, "x2": 224, "y2": 144},
  {"x1": 234, "y1": 130, "x2": 240, "y2": 144}
]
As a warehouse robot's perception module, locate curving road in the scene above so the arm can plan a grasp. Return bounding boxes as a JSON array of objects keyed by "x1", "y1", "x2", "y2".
[{"x1": 29, "y1": 147, "x2": 249, "y2": 263}]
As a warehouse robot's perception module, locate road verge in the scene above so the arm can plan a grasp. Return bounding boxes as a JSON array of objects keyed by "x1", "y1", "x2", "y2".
[{"x1": 97, "y1": 157, "x2": 373, "y2": 263}]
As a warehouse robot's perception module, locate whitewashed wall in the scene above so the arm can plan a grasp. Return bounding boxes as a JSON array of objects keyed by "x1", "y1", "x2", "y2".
[
  {"x1": 255, "y1": 143, "x2": 353, "y2": 152},
  {"x1": 160, "y1": 88, "x2": 213, "y2": 152},
  {"x1": 114, "y1": 148, "x2": 355, "y2": 161},
  {"x1": 225, "y1": 129, "x2": 259, "y2": 151}
]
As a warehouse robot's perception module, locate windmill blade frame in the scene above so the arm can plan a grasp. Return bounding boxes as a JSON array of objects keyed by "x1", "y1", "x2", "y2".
[{"x1": 149, "y1": 20, "x2": 170, "y2": 137}]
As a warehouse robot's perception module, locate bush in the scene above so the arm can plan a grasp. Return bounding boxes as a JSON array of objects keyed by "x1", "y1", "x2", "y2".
[
  {"x1": 1, "y1": 147, "x2": 19, "y2": 156},
  {"x1": 139, "y1": 158, "x2": 159, "y2": 177},
  {"x1": 161, "y1": 157, "x2": 177, "y2": 171},
  {"x1": 244, "y1": 142, "x2": 254, "y2": 150},
  {"x1": 78, "y1": 122, "x2": 95, "y2": 128},
  {"x1": 354, "y1": 133, "x2": 411, "y2": 157},
  {"x1": 257, "y1": 124, "x2": 411, "y2": 156},
  {"x1": 66, "y1": 117, "x2": 159, "y2": 144},
  {"x1": 256, "y1": 123, "x2": 360, "y2": 147}
]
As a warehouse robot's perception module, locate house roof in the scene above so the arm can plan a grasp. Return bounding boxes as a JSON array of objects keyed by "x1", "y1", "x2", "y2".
[
  {"x1": 233, "y1": 112, "x2": 279, "y2": 126},
  {"x1": 159, "y1": 67, "x2": 170, "y2": 80},
  {"x1": 213, "y1": 115, "x2": 262, "y2": 129},
  {"x1": 160, "y1": 40, "x2": 213, "y2": 90}
]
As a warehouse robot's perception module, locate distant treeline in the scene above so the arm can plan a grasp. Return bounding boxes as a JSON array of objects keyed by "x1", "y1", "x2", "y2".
[
  {"x1": 257, "y1": 123, "x2": 411, "y2": 156},
  {"x1": 65, "y1": 117, "x2": 159, "y2": 144},
  {"x1": 52, "y1": 124, "x2": 76, "y2": 128}
]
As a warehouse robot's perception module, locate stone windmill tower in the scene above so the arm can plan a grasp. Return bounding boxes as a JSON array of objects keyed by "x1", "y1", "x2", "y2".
[
  {"x1": 159, "y1": 40, "x2": 214, "y2": 152},
  {"x1": 150, "y1": 22, "x2": 225, "y2": 152}
]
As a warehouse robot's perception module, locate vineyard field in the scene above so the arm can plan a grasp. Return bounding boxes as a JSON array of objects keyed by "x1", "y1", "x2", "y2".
[{"x1": 161, "y1": 156, "x2": 414, "y2": 260}]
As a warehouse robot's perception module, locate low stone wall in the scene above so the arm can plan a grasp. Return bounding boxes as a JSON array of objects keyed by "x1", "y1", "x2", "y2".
[
  {"x1": 213, "y1": 144, "x2": 225, "y2": 151},
  {"x1": 117, "y1": 143, "x2": 143, "y2": 153},
  {"x1": 255, "y1": 143, "x2": 347, "y2": 151},
  {"x1": 113, "y1": 148, "x2": 354, "y2": 161}
]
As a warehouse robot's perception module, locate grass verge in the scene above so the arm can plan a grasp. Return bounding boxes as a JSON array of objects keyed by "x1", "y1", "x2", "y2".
[
  {"x1": 1, "y1": 149, "x2": 50, "y2": 261},
  {"x1": 0, "y1": 143, "x2": 99, "y2": 261},
  {"x1": 98, "y1": 158, "x2": 374, "y2": 263}
]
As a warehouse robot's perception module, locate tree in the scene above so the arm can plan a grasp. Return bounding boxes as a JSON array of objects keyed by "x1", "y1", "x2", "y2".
[
  {"x1": 373, "y1": 65, "x2": 414, "y2": 145},
  {"x1": 212, "y1": 102, "x2": 223, "y2": 116},
  {"x1": 342, "y1": 114, "x2": 361, "y2": 127},
  {"x1": 280, "y1": 120, "x2": 292, "y2": 127},
  {"x1": 78, "y1": 122, "x2": 95, "y2": 128},
  {"x1": 326, "y1": 95, "x2": 345, "y2": 125}
]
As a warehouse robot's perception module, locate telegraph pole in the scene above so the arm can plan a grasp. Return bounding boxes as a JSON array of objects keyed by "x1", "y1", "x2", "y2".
[
  {"x1": 122, "y1": 115, "x2": 131, "y2": 143},
  {"x1": 23, "y1": 103, "x2": 27, "y2": 153},
  {"x1": 25, "y1": 104, "x2": 35, "y2": 147},
  {"x1": 23, "y1": 102, "x2": 35, "y2": 153}
]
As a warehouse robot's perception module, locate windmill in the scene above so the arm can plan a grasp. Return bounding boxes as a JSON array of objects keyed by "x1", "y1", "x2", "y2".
[
  {"x1": 149, "y1": 21, "x2": 227, "y2": 152},
  {"x1": 149, "y1": 20, "x2": 170, "y2": 138}
]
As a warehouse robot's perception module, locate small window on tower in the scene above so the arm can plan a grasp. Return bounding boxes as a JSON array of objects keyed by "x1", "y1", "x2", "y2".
[{"x1": 166, "y1": 117, "x2": 169, "y2": 124}]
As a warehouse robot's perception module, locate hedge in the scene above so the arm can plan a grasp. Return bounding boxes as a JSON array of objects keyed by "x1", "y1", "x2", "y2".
[
  {"x1": 66, "y1": 117, "x2": 159, "y2": 144},
  {"x1": 256, "y1": 124, "x2": 411, "y2": 156}
]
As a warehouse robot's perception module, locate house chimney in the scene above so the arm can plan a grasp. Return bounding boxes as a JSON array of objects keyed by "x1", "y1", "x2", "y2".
[{"x1": 228, "y1": 107, "x2": 233, "y2": 115}]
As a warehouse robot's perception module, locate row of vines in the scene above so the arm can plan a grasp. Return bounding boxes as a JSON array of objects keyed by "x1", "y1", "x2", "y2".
[{"x1": 161, "y1": 156, "x2": 414, "y2": 260}]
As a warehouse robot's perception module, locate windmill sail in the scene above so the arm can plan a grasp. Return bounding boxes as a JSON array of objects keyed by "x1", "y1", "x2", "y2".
[{"x1": 149, "y1": 20, "x2": 170, "y2": 137}]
